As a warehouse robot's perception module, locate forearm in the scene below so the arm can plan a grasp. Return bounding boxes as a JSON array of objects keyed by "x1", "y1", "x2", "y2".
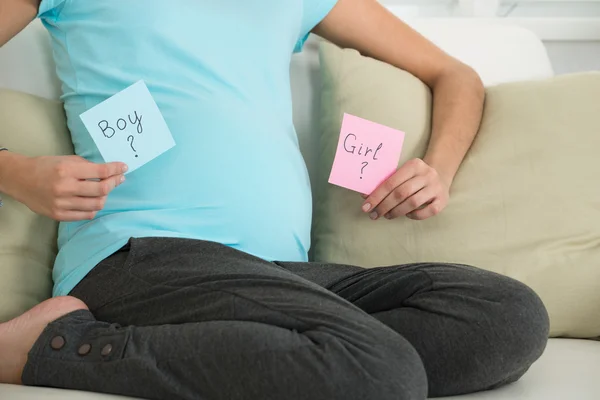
[
  {"x1": 0, "y1": 151, "x2": 29, "y2": 198},
  {"x1": 423, "y1": 65, "x2": 485, "y2": 186},
  {"x1": 0, "y1": 0, "x2": 39, "y2": 47},
  {"x1": 314, "y1": 0, "x2": 485, "y2": 186}
]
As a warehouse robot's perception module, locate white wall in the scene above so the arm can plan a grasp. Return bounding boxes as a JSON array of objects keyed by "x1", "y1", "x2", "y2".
[{"x1": 545, "y1": 41, "x2": 600, "y2": 74}]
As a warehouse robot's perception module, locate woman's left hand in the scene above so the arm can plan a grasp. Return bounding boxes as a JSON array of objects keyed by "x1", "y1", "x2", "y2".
[{"x1": 361, "y1": 158, "x2": 450, "y2": 221}]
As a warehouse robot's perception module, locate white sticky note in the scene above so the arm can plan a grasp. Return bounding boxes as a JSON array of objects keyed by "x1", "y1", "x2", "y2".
[{"x1": 80, "y1": 80, "x2": 176, "y2": 174}]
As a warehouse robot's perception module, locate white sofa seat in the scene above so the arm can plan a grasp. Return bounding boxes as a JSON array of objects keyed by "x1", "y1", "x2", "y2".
[
  {"x1": 0, "y1": 339, "x2": 597, "y2": 400},
  {"x1": 1, "y1": 16, "x2": 598, "y2": 400}
]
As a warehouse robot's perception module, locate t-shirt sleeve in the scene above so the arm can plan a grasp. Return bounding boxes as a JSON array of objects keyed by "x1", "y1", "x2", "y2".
[
  {"x1": 294, "y1": 0, "x2": 339, "y2": 53},
  {"x1": 37, "y1": 0, "x2": 67, "y2": 19}
]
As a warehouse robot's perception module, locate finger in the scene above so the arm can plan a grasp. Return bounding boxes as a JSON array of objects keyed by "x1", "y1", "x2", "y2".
[
  {"x1": 370, "y1": 176, "x2": 428, "y2": 220},
  {"x1": 73, "y1": 162, "x2": 128, "y2": 180},
  {"x1": 72, "y1": 175, "x2": 125, "y2": 197},
  {"x1": 406, "y1": 200, "x2": 443, "y2": 221},
  {"x1": 362, "y1": 160, "x2": 423, "y2": 214},
  {"x1": 57, "y1": 196, "x2": 108, "y2": 212},
  {"x1": 385, "y1": 187, "x2": 436, "y2": 219},
  {"x1": 53, "y1": 210, "x2": 98, "y2": 222}
]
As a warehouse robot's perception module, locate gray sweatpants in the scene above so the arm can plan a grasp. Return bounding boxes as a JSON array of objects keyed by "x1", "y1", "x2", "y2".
[{"x1": 22, "y1": 237, "x2": 549, "y2": 400}]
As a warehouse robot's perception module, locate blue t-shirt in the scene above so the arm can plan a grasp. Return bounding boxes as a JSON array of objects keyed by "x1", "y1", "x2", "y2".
[{"x1": 38, "y1": 0, "x2": 338, "y2": 297}]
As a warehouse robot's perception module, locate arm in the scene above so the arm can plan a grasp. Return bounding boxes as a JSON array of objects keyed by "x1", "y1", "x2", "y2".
[
  {"x1": 0, "y1": 0, "x2": 39, "y2": 199},
  {"x1": 0, "y1": 0, "x2": 39, "y2": 46},
  {"x1": 0, "y1": 0, "x2": 127, "y2": 221},
  {"x1": 0, "y1": 0, "x2": 40, "y2": 193},
  {"x1": 314, "y1": 0, "x2": 485, "y2": 220}
]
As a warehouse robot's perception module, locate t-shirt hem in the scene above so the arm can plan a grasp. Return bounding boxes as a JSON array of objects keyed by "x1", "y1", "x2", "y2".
[
  {"x1": 53, "y1": 231, "x2": 193, "y2": 297},
  {"x1": 52, "y1": 238, "x2": 130, "y2": 297}
]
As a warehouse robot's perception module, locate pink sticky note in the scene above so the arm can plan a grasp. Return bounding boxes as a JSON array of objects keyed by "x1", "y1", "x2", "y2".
[{"x1": 329, "y1": 113, "x2": 405, "y2": 195}]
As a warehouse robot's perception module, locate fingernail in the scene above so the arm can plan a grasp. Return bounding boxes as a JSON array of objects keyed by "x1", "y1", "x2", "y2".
[
  {"x1": 385, "y1": 214, "x2": 392, "y2": 220},
  {"x1": 122, "y1": 165, "x2": 129, "y2": 173},
  {"x1": 120, "y1": 176, "x2": 126, "y2": 183},
  {"x1": 362, "y1": 203, "x2": 372, "y2": 212},
  {"x1": 370, "y1": 211, "x2": 378, "y2": 220}
]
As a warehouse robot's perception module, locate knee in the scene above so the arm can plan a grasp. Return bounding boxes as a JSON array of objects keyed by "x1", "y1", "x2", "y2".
[
  {"x1": 425, "y1": 266, "x2": 551, "y2": 396},
  {"x1": 344, "y1": 334, "x2": 429, "y2": 400},
  {"x1": 491, "y1": 275, "x2": 550, "y2": 369}
]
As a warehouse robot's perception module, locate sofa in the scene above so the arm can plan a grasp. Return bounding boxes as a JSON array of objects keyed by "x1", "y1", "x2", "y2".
[{"x1": 0, "y1": 16, "x2": 599, "y2": 400}]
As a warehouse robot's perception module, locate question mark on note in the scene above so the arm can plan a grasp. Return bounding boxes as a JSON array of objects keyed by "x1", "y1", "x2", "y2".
[
  {"x1": 127, "y1": 135, "x2": 138, "y2": 158},
  {"x1": 360, "y1": 162, "x2": 368, "y2": 179}
]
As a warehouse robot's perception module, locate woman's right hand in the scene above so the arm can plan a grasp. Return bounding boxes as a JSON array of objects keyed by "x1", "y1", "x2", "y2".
[{"x1": 3, "y1": 154, "x2": 127, "y2": 221}]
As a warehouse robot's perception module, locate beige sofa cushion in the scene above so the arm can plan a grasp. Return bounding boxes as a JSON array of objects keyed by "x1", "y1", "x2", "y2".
[
  {"x1": 314, "y1": 41, "x2": 600, "y2": 339},
  {"x1": 0, "y1": 90, "x2": 73, "y2": 322}
]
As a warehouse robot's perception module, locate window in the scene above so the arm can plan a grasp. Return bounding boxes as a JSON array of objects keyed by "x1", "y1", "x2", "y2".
[
  {"x1": 500, "y1": 0, "x2": 600, "y2": 18},
  {"x1": 382, "y1": 0, "x2": 600, "y2": 17},
  {"x1": 381, "y1": 0, "x2": 600, "y2": 40}
]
